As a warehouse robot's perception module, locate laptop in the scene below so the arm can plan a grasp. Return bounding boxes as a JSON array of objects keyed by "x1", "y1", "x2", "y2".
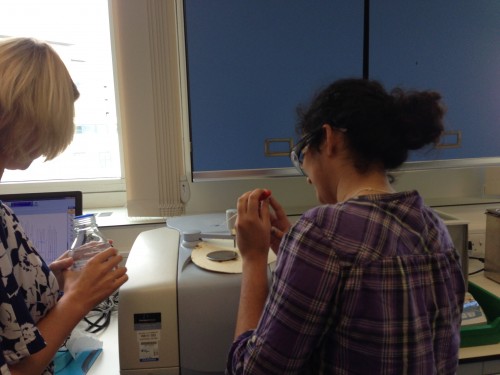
[{"x1": 0, "y1": 191, "x2": 83, "y2": 264}]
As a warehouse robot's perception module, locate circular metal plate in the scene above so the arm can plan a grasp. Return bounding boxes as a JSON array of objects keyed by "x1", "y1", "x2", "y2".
[{"x1": 206, "y1": 250, "x2": 238, "y2": 262}]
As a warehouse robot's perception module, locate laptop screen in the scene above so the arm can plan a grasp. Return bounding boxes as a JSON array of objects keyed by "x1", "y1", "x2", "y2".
[{"x1": 0, "y1": 191, "x2": 83, "y2": 264}]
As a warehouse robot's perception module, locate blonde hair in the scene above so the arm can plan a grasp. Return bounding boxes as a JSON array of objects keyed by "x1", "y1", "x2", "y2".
[{"x1": 0, "y1": 37, "x2": 79, "y2": 161}]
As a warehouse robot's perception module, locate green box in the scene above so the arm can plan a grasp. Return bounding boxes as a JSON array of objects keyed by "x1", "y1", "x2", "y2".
[{"x1": 460, "y1": 281, "x2": 500, "y2": 347}]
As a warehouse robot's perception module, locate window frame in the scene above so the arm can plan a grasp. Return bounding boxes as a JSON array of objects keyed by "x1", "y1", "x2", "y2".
[
  {"x1": 0, "y1": 0, "x2": 126, "y2": 209},
  {"x1": 0, "y1": 179, "x2": 127, "y2": 208}
]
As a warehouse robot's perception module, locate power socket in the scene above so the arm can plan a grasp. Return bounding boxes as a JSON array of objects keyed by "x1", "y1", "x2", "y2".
[{"x1": 468, "y1": 232, "x2": 485, "y2": 258}]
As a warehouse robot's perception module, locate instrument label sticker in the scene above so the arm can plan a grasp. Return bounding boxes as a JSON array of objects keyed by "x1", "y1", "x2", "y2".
[{"x1": 134, "y1": 313, "x2": 161, "y2": 362}]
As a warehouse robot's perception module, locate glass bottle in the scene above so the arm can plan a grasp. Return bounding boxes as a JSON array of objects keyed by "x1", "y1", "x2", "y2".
[{"x1": 70, "y1": 213, "x2": 110, "y2": 270}]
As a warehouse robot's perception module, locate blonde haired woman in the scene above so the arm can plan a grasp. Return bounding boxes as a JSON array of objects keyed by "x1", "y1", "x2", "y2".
[{"x1": 0, "y1": 37, "x2": 128, "y2": 375}]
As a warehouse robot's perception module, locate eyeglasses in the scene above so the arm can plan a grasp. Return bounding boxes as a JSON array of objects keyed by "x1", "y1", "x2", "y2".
[
  {"x1": 290, "y1": 126, "x2": 347, "y2": 176},
  {"x1": 290, "y1": 132, "x2": 317, "y2": 176}
]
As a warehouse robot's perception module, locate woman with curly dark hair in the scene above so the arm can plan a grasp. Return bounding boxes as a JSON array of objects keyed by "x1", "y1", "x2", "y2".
[{"x1": 228, "y1": 78, "x2": 466, "y2": 374}]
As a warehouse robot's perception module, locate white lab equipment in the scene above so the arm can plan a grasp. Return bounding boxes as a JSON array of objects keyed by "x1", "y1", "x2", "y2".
[{"x1": 118, "y1": 213, "x2": 276, "y2": 374}]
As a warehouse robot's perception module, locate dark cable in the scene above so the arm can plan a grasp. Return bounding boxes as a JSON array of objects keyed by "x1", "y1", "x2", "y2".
[
  {"x1": 82, "y1": 291, "x2": 119, "y2": 334},
  {"x1": 469, "y1": 268, "x2": 485, "y2": 276},
  {"x1": 468, "y1": 256, "x2": 485, "y2": 276}
]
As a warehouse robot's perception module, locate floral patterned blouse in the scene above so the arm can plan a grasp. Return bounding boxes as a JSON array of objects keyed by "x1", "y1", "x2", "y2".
[{"x1": 0, "y1": 202, "x2": 59, "y2": 375}]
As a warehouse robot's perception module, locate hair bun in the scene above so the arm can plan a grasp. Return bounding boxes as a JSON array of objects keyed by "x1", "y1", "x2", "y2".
[{"x1": 391, "y1": 89, "x2": 445, "y2": 150}]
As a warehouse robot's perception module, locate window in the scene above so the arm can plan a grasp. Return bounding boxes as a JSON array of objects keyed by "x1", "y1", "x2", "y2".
[{"x1": 0, "y1": 0, "x2": 124, "y2": 200}]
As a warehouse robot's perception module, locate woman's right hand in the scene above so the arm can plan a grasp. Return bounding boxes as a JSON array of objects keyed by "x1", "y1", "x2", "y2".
[
  {"x1": 7, "y1": 247, "x2": 128, "y2": 375},
  {"x1": 62, "y1": 246, "x2": 128, "y2": 313}
]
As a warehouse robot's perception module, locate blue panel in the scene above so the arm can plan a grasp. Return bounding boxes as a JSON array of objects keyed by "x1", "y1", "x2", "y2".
[
  {"x1": 370, "y1": 0, "x2": 500, "y2": 162},
  {"x1": 184, "y1": 0, "x2": 364, "y2": 173}
]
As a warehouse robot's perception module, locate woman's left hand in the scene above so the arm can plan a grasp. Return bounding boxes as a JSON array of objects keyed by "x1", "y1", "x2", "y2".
[
  {"x1": 49, "y1": 250, "x2": 74, "y2": 290},
  {"x1": 235, "y1": 189, "x2": 271, "y2": 262}
]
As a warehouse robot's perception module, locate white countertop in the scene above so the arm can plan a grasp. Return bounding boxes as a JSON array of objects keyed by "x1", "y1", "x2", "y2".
[
  {"x1": 87, "y1": 311, "x2": 119, "y2": 374},
  {"x1": 434, "y1": 203, "x2": 500, "y2": 232}
]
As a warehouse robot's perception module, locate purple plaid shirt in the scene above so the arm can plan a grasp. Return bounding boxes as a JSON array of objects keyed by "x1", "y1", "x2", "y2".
[{"x1": 227, "y1": 191, "x2": 465, "y2": 374}]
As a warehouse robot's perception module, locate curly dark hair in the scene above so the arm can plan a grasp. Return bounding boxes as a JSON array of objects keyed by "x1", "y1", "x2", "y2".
[{"x1": 296, "y1": 78, "x2": 445, "y2": 172}]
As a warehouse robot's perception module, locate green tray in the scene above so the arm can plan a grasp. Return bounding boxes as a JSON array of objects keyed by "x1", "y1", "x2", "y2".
[{"x1": 460, "y1": 281, "x2": 500, "y2": 347}]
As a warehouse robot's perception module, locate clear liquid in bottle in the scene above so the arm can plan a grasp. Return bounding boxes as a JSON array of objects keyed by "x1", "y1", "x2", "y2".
[{"x1": 69, "y1": 213, "x2": 110, "y2": 270}]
